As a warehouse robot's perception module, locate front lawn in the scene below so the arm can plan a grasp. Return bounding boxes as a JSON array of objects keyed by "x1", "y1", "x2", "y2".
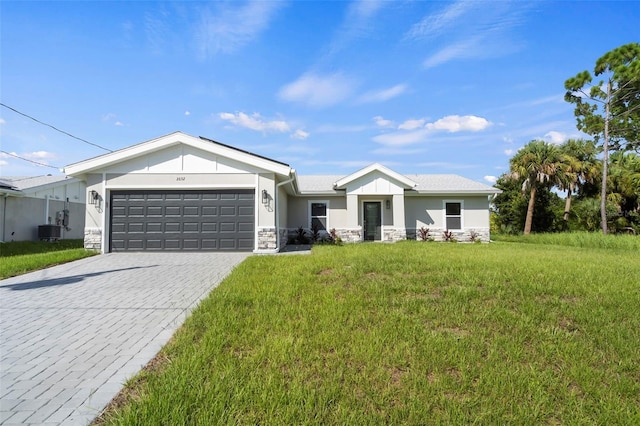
[
  {"x1": 0, "y1": 240, "x2": 97, "y2": 279},
  {"x1": 98, "y1": 240, "x2": 640, "y2": 424}
]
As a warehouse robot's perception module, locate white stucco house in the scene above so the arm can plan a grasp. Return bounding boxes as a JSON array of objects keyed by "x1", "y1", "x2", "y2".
[
  {"x1": 64, "y1": 132, "x2": 499, "y2": 253},
  {"x1": 0, "y1": 175, "x2": 86, "y2": 242}
]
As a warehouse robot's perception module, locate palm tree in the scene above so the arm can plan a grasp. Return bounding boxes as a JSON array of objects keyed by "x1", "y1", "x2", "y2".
[
  {"x1": 557, "y1": 139, "x2": 601, "y2": 223},
  {"x1": 608, "y1": 152, "x2": 640, "y2": 229},
  {"x1": 509, "y1": 140, "x2": 564, "y2": 234}
]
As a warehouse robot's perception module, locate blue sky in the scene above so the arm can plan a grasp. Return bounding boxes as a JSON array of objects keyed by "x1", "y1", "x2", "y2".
[{"x1": 1, "y1": 1, "x2": 638, "y2": 184}]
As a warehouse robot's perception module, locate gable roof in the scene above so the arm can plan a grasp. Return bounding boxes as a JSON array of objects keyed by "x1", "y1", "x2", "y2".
[
  {"x1": 334, "y1": 163, "x2": 416, "y2": 190},
  {"x1": 64, "y1": 131, "x2": 292, "y2": 177}
]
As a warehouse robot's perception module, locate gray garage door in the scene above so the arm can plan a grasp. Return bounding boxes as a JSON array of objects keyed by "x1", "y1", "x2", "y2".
[{"x1": 110, "y1": 190, "x2": 255, "y2": 252}]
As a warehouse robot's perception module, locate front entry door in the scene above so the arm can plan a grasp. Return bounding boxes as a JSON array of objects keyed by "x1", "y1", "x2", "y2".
[{"x1": 363, "y1": 202, "x2": 382, "y2": 241}]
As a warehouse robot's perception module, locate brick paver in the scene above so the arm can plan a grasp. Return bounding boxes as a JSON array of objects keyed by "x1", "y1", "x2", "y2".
[{"x1": 0, "y1": 252, "x2": 249, "y2": 425}]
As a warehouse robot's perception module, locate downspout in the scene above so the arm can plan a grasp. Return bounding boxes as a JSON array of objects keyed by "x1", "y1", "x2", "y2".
[
  {"x1": 275, "y1": 170, "x2": 296, "y2": 251},
  {"x1": 45, "y1": 195, "x2": 50, "y2": 224}
]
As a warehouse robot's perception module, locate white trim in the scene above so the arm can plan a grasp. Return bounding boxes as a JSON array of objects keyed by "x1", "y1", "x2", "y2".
[
  {"x1": 101, "y1": 173, "x2": 107, "y2": 254},
  {"x1": 254, "y1": 174, "x2": 260, "y2": 252},
  {"x1": 362, "y1": 200, "x2": 384, "y2": 241},
  {"x1": 308, "y1": 200, "x2": 329, "y2": 231},
  {"x1": 65, "y1": 132, "x2": 291, "y2": 177},
  {"x1": 443, "y1": 199, "x2": 464, "y2": 231},
  {"x1": 334, "y1": 163, "x2": 416, "y2": 189},
  {"x1": 103, "y1": 184, "x2": 256, "y2": 190}
]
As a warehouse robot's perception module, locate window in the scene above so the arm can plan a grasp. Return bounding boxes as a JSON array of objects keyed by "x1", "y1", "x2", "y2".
[
  {"x1": 444, "y1": 201, "x2": 462, "y2": 230},
  {"x1": 310, "y1": 201, "x2": 327, "y2": 231}
]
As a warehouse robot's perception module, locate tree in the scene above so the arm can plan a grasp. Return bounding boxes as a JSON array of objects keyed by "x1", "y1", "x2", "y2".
[
  {"x1": 608, "y1": 152, "x2": 640, "y2": 232},
  {"x1": 557, "y1": 139, "x2": 601, "y2": 224},
  {"x1": 508, "y1": 140, "x2": 564, "y2": 234},
  {"x1": 564, "y1": 42, "x2": 640, "y2": 234}
]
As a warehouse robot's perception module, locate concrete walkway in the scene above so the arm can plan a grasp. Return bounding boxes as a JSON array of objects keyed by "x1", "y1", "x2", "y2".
[{"x1": 0, "y1": 252, "x2": 249, "y2": 425}]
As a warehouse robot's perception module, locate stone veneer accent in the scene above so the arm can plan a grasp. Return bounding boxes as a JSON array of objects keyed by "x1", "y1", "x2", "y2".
[
  {"x1": 257, "y1": 227, "x2": 277, "y2": 251},
  {"x1": 383, "y1": 227, "x2": 407, "y2": 242},
  {"x1": 84, "y1": 227, "x2": 102, "y2": 250},
  {"x1": 407, "y1": 227, "x2": 490, "y2": 242}
]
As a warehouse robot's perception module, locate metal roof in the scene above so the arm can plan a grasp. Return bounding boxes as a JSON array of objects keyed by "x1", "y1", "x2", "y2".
[
  {"x1": 296, "y1": 173, "x2": 498, "y2": 194},
  {"x1": 0, "y1": 175, "x2": 73, "y2": 191}
]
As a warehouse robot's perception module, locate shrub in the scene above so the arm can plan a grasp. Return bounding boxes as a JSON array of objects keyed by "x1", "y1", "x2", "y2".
[{"x1": 418, "y1": 227, "x2": 431, "y2": 241}]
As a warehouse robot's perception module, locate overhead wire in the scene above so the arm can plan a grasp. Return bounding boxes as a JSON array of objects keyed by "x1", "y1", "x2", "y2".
[
  {"x1": 0, "y1": 150, "x2": 61, "y2": 170},
  {"x1": 0, "y1": 102, "x2": 113, "y2": 152}
]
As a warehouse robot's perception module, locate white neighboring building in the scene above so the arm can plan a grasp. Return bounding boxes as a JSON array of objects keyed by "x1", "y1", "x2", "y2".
[{"x1": 0, "y1": 175, "x2": 86, "y2": 242}]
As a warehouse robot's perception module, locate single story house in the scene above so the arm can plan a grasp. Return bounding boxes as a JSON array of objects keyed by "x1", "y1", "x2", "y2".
[
  {"x1": 64, "y1": 131, "x2": 499, "y2": 253},
  {"x1": 0, "y1": 175, "x2": 86, "y2": 242}
]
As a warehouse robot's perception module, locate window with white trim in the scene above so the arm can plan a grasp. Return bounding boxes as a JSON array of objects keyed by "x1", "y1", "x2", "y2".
[
  {"x1": 444, "y1": 201, "x2": 462, "y2": 230},
  {"x1": 310, "y1": 201, "x2": 328, "y2": 231}
]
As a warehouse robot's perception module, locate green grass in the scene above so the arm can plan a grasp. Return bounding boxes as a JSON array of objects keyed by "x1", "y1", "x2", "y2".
[
  {"x1": 0, "y1": 240, "x2": 97, "y2": 279},
  {"x1": 493, "y1": 231, "x2": 640, "y2": 250},
  {"x1": 98, "y1": 241, "x2": 640, "y2": 425}
]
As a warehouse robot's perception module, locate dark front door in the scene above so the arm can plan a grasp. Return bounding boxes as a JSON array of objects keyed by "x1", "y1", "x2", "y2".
[{"x1": 363, "y1": 202, "x2": 382, "y2": 241}]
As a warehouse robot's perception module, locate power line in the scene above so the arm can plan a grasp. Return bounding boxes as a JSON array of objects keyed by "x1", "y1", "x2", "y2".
[
  {"x1": 0, "y1": 150, "x2": 61, "y2": 170},
  {"x1": 0, "y1": 103, "x2": 113, "y2": 152}
]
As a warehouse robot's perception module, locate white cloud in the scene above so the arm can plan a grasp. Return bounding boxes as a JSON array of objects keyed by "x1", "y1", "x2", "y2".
[
  {"x1": 504, "y1": 149, "x2": 514, "y2": 156},
  {"x1": 358, "y1": 84, "x2": 407, "y2": 103},
  {"x1": 278, "y1": 72, "x2": 355, "y2": 108},
  {"x1": 373, "y1": 116, "x2": 394, "y2": 128},
  {"x1": 373, "y1": 114, "x2": 492, "y2": 147},
  {"x1": 373, "y1": 129, "x2": 429, "y2": 146},
  {"x1": 0, "y1": 160, "x2": 8, "y2": 166},
  {"x1": 412, "y1": 2, "x2": 531, "y2": 69},
  {"x1": 423, "y1": 38, "x2": 483, "y2": 69},
  {"x1": 544, "y1": 131, "x2": 567, "y2": 145},
  {"x1": 25, "y1": 151, "x2": 56, "y2": 160},
  {"x1": 406, "y1": 1, "x2": 473, "y2": 40},
  {"x1": 103, "y1": 113, "x2": 124, "y2": 126},
  {"x1": 290, "y1": 129, "x2": 309, "y2": 140},
  {"x1": 219, "y1": 112, "x2": 290, "y2": 133},
  {"x1": 425, "y1": 115, "x2": 492, "y2": 132},
  {"x1": 324, "y1": 0, "x2": 386, "y2": 58},
  {"x1": 484, "y1": 175, "x2": 497, "y2": 183},
  {"x1": 195, "y1": 1, "x2": 283, "y2": 58},
  {"x1": 0, "y1": 118, "x2": 5, "y2": 124},
  {"x1": 398, "y1": 118, "x2": 425, "y2": 130},
  {"x1": 185, "y1": 111, "x2": 191, "y2": 116}
]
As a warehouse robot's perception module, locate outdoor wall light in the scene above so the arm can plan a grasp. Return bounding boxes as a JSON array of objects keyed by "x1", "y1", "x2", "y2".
[
  {"x1": 262, "y1": 189, "x2": 269, "y2": 205},
  {"x1": 89, "y1": 190, "x2": 99, "y2": 205},
  {"x1": 386, "y1": 199, "x2": 391, "y2": 209}
]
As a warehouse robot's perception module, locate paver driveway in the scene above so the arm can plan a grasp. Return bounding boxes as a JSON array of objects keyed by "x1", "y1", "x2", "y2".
[{"x1": 0, "y1": 252, "x2": 249, "y2": 425}]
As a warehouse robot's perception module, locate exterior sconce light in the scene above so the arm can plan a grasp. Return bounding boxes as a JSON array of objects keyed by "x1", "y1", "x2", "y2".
[
  {"x1": 89, "y1": 190, "x2": 99, "y2": 205},
  {"x1": 386, "y1": 199, "x2": 391, "y2": 209},
  {"x1": 262, "y1": 189, "x2": 269, "y2": 205}
]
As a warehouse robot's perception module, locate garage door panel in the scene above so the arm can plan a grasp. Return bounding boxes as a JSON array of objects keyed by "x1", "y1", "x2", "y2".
[
  {"x1": 110, "y1": 190, "x2": 255, "y2": 252},
  {"x1": 183, "y1": 206, "x2": 200, "y2": 216},
  {"x1": 202, "y1": 206, "x2": 217, "y2": 216},
  {"x1": 238, "y1": 206, "x2": 253, "y2": 216},
  {"x1": 202, "y1": 222, "x2": 218, "y2": 232},
  {"x1": 165, "y1": 206, "x2": 181, "y2": 216}
]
